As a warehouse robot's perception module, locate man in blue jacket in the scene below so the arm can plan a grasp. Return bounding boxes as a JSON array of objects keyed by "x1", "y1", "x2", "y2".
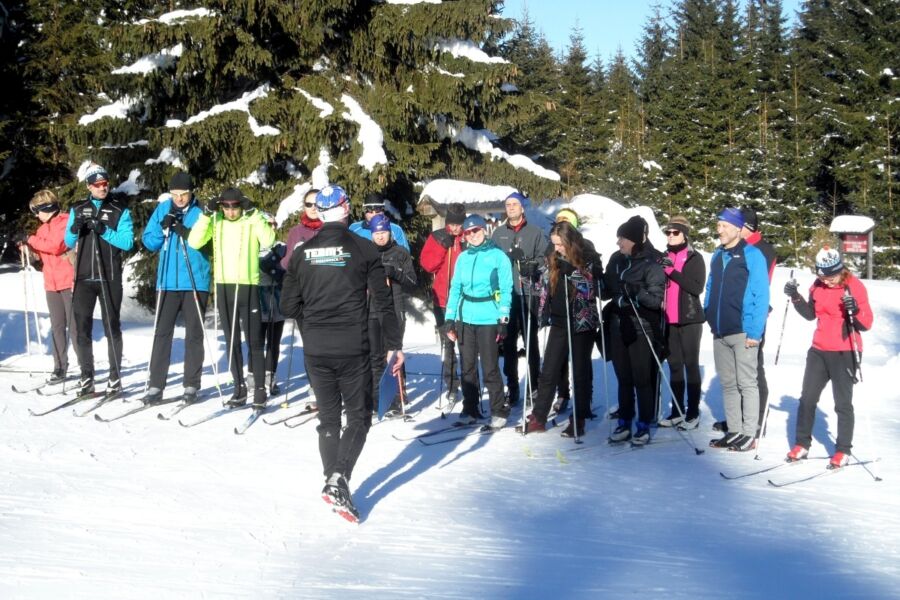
[
  {"x1": 704, "y1": 207, "x2": 770, "y2": 452},
  {"x1": 65, "y1": 164, "x2": 134, "y2": 397},
  {"x1": 140, "y1": 172, "x2": 211, "y2": 404},
  {"x1": 348, "y1": 193, "x2": 409, "y2": 251}
]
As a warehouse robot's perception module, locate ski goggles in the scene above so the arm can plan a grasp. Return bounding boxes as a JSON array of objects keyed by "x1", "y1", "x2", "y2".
[{"x1": 31, "y1": 202, "x2": 60, "y2": 215}]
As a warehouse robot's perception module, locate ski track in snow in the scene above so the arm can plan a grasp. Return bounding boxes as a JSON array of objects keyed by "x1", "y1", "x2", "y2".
[{"x1": 1, "y1": 268, "x2": 899, "y2": 598}]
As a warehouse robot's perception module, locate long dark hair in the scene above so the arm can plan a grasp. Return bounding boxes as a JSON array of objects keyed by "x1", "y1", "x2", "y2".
[{"x1": 549, "y1": 221, "x2": 585, "y2": 293}]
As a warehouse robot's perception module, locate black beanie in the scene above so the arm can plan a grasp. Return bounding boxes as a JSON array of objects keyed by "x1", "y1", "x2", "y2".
[
  {"x1": 617, "y1": 215, "x2": 647, "y2": 245},
  {"x1": 168, "y1": 172, "x2": 193, "y2": 193},
  {"x1": 446, "y1": 203, "x2": 466, "y2": 225},
  {"x1": 740, "y1": 206, "x2": 759, "y2": 232}
]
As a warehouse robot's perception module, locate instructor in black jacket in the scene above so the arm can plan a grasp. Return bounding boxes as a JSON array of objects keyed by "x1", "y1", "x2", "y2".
[{"x1": 280, "y1": 184, "x2": 404, "y2": 522}]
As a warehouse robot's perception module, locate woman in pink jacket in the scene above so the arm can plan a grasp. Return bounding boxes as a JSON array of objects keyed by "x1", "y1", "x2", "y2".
[
  {"x1": 783, "y1": 247, "x2": 874, "y2": 469},
  {"x1": 20, "y1": 190, "x2": 76, "y2": 383}
]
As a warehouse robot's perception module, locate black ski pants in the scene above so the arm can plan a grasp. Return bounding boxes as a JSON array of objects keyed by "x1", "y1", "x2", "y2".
[
  {"x1": 501, "y1": 293, "x2": 540, "y2": 401},
  {"x1": 795, "y1": 348, "x2": 856, "y2": 454},
  {"x1": 756, "y1": 334, "x2": 769, "y2": 432},
  {"x1": 533, "y1": 325, "x2": 593, "y2": 423},
  {"x1": 433, "y1": 305, "x2": 460, "y2": 394},
  {"x1": 149, "y1": 290, "x2": 208, "y2": 390},
  {"x1": 260, "y1": 318, "x2": 285, "y2": 374},
  {"x1": 610, "y1": 314, "x2": 657, "y2": 425},
  {"x1": 307, "y1": 352, "x2": 372, "y2": 481},
  {"x1": 665, "y1": 322, "x2": 703, "y2": 420},
  {"x1": 216, "y1": 283, "x2": 265, "y2": 392},
  {"x1": 72, "y1": 279, "x2": 123, "y2": 381},
  {"x1": 459, "y1": 322, "x2": 506, "y2": 419}
]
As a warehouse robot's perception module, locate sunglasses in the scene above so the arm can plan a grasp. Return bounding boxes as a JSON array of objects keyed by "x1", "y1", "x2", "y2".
[
  {"x1": 364, "y1": 206, "x2": 385, "y2": 213},
  {"x1": 88, "y1": 180, "x2": 109, "y2": 188},
  {"x1": 304, "y1": 202, "x2": 317, "y2": 208},
  {"x1": 220, "y1": 202, "x2": 242, "y2": 209},
  {"x1": 665, "y1": 230, "x2": 683, "y2": 236}
]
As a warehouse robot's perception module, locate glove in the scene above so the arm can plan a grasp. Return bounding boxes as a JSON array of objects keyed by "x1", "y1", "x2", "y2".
[
  {"x1": 508, "y1": 247, "x2": 525, "y2": 263},
  {"x1": 86, "y1": 219, "x2": 107, "y2": 235},
  {"x1": 444, "y1": 321, "x2": 458, "y2": 343},
  {"x1": 205, "y1": 197, "x2": 219, "y2": 213},
  {"x1": 519, "y1": 261, "x2": 537, "y2": 278},
  {"x1": 161, "y1": 213, "x2": 177, "y2": 230},
  {"x1": 556, "y1": 257, "x2": 575, "y2": 277},
  {"x1": 495, "y1": 322, "x2": 507, "y2": 343},
  {"x1": 657, "y1": 256, "x2": 674, "y2": 268},
  {"x1": 383, "y1": 263, "x2": 400, "y2": 281},
  {"x1": 842, "y1": 294, "x2": 859, "y2": 316},
  {"x1": 70, "y1": 215, "x2": 84, "y2": 235},
  {"x1": 437, "y1": 234, "x2": 454, "y2": 250},
  {"x1": 13, "y1": 231, "x2": 29, "y2": 244},
  {"x1": 783, "y1": 279, "x2": 800, "y2": 298},
  {"x1": 171, "y1": 222, "x2": 188, "y2": 238}
]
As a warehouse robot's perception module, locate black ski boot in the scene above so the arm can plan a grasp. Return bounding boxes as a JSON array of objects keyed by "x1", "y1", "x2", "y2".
[
  {"x1": 78, "y1": 373, "x2": 95, "y2": 396},
  {"x1": 141, "y1": 387, "x2": 164, "y2": 406},
  {"x1": 322, "y1": 473, "x2": 359, "y2": 523},
  {"x1": 181, "y1": 386, "x2": 199, "y2": 405},
  {"x1": 224, "y1": 386, "x2": 247, "y2": 408},
  {"x1": 251, "y1": 387, "x2": 267, "y2": 411}
]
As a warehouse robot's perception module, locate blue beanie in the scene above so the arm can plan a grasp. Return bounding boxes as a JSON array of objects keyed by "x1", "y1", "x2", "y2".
[
  {"x1": 505, "y1": 192, "x2": 529, "y2": 209},
  {"x1": 717, "y1": 207, "x2": 745, "y2": 229},
  {"x1": 369, "y1": 214, "x2": 391, "y2": 234}
]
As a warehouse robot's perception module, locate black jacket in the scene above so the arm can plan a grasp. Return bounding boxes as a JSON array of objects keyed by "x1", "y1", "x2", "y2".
[
  {"x1": 604, "y1": 244, "x2": 666, "y2": 346},
  {"x1": 370, "y1": 240, "x2": 417, "y2": 327},
  {"x1": 280, "y1": 222, "x2": 401, "y2": 358},
  {"x1": 71, "y1": 196, "x2": 129, "y2": 282}
]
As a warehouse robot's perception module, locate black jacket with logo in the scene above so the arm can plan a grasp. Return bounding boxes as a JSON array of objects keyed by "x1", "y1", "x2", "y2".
[{"x1": 280, "y1": 222, "x2": 401, "y2": 358}]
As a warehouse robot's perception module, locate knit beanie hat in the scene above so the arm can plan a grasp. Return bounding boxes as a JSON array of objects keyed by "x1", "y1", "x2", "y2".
[
  {"x1": 815, "y1": 246, "x2": 844, "y2": 276},
  {"x1": 369, "y1": 214, "x2": 391, "y2": 234},
  {"x1": 717, "y1": 207, "x2": 745, "y2": 229},
  {"x1": 446, "y1": 203, "x2": 466, "y2": 225},
  {"x1": 505, "y1": 191, "x2": 530, "y2": 209},
  {"x1": 665, "y1": 215, "x2": 691, "y2": 237},
  {"x1": 740, "y1": 206, "x2": 759, "y2": 232},
  {"x1": 617, "y1": 215, "x2": 647, "y2": 244},
  {"x1": 168, "y1": 172, "x2": 193, "y2": 194},
  {"x1": 85, "y1": 164, "x2": 109, "y2": 185}
]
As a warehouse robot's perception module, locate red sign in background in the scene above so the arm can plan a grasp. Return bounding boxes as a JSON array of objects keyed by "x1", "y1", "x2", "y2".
[{"x1": 842, "y1": 233, "x2": 868, "y2": 254}]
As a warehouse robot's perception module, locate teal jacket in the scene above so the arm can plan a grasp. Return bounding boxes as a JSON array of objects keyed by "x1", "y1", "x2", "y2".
[{"x1": 445, "y1": 240, "x2": 512, "y2": 325}]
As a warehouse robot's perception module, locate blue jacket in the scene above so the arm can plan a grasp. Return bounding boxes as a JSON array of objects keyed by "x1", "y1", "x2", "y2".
[
  {"x1": 349, "y1": 219, "x2": 409, "y2": 251},
  {"x1": 704, "y1": 240, "x2": 769, "y2": 340},
  {"x1": 445, "y1": 240, "x2": 512, "y2": 325},
  {"x1": 141, "y1": 197, "x2": 211, "y2": 292}
]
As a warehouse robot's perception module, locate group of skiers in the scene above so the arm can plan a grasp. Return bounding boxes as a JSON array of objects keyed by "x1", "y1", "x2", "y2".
[{"x1": 15, "y1": 170, "x2": 875, "y2": 520}]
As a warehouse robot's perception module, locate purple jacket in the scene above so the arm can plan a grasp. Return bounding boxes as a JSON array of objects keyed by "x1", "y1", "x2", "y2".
[{"x1": 281, "y1": 214, "x2": 324, "y2": 270}]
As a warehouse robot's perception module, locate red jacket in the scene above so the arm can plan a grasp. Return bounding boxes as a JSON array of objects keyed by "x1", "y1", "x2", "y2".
[
  {"x1": 27, "y1": 213, "x2": 74, "y2": 292},
  {"x1": 419, "y1": 227, "x2": 463, "y2": 308},
  {"x1": 802, "y1": 273, "x2": 873, "y2": 353}
]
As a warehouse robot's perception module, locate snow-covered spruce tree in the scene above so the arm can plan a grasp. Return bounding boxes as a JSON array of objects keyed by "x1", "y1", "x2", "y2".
[
  {"x1": 792, "y1": 0, "x2": 899, "y2": 277},
  {"x1": 67, "y1": 1, "x2": 562, "y2": 308}
]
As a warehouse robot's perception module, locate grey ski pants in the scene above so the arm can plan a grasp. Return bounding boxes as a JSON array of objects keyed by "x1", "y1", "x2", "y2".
[{"x1": 713, "y1": 333, "x2": 759, "y2": 437}]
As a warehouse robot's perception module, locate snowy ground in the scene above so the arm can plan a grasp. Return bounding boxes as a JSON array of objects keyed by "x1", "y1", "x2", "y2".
[{"x1": 1, "y1": 262, "x2": 899, "y2": 599}]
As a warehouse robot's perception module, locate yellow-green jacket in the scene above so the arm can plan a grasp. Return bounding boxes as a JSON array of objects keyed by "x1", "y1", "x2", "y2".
[{"x1": 188, "y1": 209, "x2": 276, "y2": 285}]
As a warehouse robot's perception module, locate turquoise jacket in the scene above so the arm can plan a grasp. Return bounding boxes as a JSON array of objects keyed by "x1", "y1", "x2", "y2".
[{"x1": 445, "y1": 240, "x2": 512, "y2": 325}]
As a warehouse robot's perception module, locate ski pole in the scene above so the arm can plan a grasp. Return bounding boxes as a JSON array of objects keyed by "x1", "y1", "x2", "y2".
[
  {"x1": 281, "y1": 318, "x2": 296, "y2": 407},
  {"x1": 595, "y1": 295, "x2": 611, "y2": 438},
  {"x1": 24, "y1": 248, "x2": 44, "y2": 355},
  {"x1": 843, "y1": 287, "x2": 880, "y2": 480},
  {"x1": 627, "y1": 295, "x2": 704, "y2": 455},
  {"x1": 178, "y1": 236, "x2": 223, "y2": 399},
  {"x1": 143, "y1": 230, "x2": 169, "y2": 395},
  {"x1": 773, "y1": 268, "x2": 794, "y2": 365},
  {"x1": 21, "y1": 247, "x2": 32, "y2": 355},
  {"x1": 564, "y1": 275, "x2": 582, "y2": 444},
  {"x1": 437, "y1": 331, "x2": 445, "y2": 409},
  {"x1": 91, "y1": 229, "x2": 123, "y2": 386}
]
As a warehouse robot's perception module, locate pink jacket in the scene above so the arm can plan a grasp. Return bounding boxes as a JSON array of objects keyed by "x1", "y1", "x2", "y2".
[{"x1": 27, "y1": 213, "x2": 74, "y2": 292}]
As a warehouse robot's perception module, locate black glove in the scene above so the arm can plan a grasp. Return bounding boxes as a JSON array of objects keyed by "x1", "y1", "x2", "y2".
[
  {"x1": 437, "y1": 233, "x2": 454, "y2": 250},
  {"x1": 444, "y1": 321, "x2": 458, "y2": 342},
  {"x1": 205, "y1": 197, "x2": 219, "y2": 213},
  {"x1": 519, "y1": 261, "x2": 537, "y2": 278},
  {"x1": 171, "y1": 222, "x2": 188, "y2": 238},
  {"x1": 657, "y1": 256, "x2": 674, "y2": 268},
  {"x1": 383, "y1": 263, "x2": 400, "y2": 281},
  {"x1": 556, "y1": 257, "x2": 576, "y2": 277},
  {"x1": 496, "y1": 321, "x2": 508, "y2": 343},
  {"x1": 842, "y1": 294, "x2": 859, "y2": 316},
  {"x1": 13, "y1": 231, "x2": 29, "y2": 244},
  {"x1": 70, "y1": 214, "x2": 85, "y2": 235},
  {"x1": 161, "y1": 213, "x2": 177, "y2": 230},
  {"x1": 783, "y1": 279, "x2": 800, "y2": 298},
  {"x1": 86, "y1": 219, "x2": 107, "y2": 235},
  {"x1": 508, "y1": 247, "x2": 525, "y2": 263}
]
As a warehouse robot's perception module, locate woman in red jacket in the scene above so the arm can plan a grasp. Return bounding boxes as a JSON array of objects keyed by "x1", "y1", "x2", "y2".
[
  {"x1": 783, "y1": 247, "x2": 874, "y2": 468},
  {"x1": 21, "y1": 190, "x2": 76, "y2": 383}
]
